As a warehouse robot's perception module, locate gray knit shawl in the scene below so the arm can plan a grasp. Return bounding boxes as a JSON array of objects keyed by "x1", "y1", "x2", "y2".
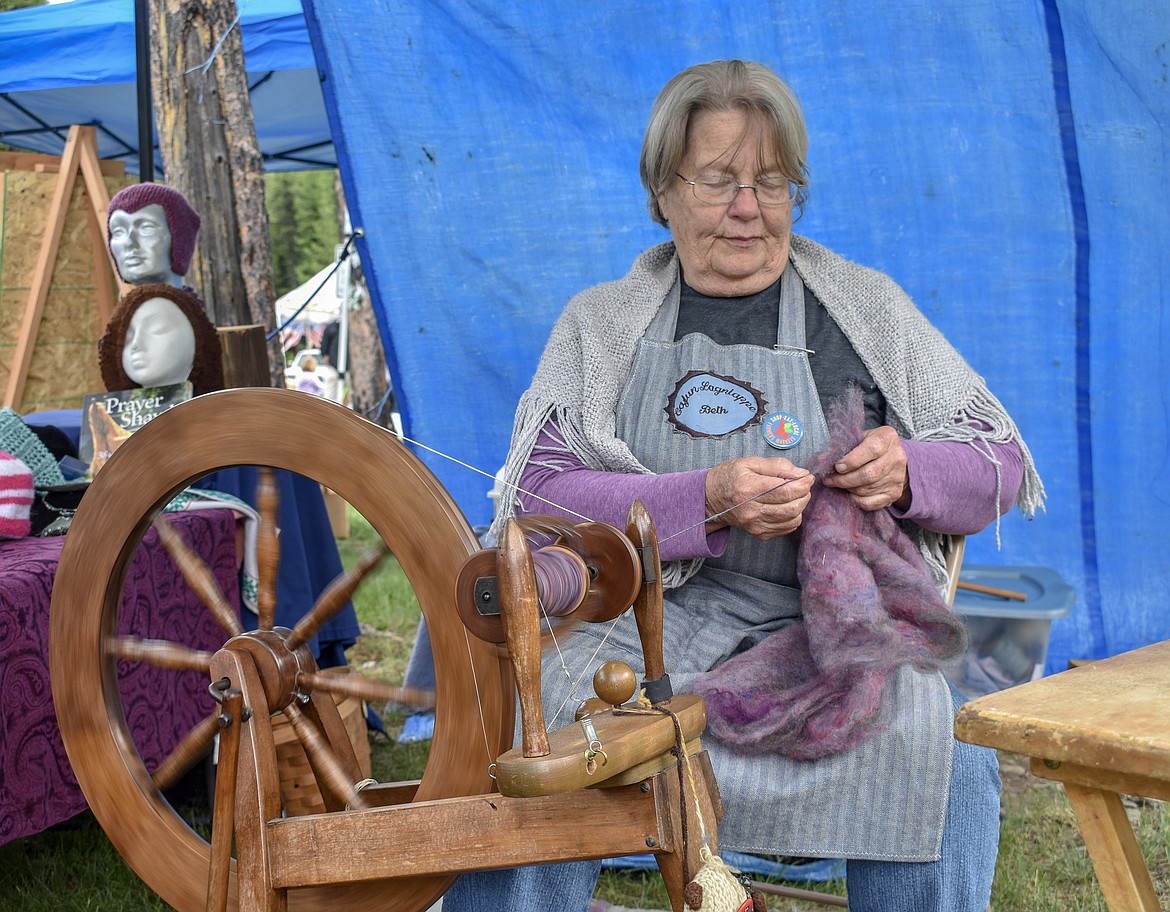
[{"x1": 492, "y1": 235, "x2": 1045, "y2": 586}]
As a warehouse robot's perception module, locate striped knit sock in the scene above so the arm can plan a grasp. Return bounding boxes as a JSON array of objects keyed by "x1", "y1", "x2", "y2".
[{"x1": 0, "y1": 451, "x2": 33, "y2": 539}]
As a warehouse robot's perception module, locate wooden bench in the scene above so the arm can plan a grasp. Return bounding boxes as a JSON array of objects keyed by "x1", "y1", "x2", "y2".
[{"x1": 955, "y1": 640, "x2": 1170, "y2": 911}]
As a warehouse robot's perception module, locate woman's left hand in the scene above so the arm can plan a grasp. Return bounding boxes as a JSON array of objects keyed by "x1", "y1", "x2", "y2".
[{"x1": 820, "y1": 425, "x2": 911, "y2": 512}]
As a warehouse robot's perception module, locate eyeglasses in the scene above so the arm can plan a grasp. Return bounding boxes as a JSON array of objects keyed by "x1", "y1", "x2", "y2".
[{"x1": 676, "y1": 173, "x2": 796, "y2": 206}]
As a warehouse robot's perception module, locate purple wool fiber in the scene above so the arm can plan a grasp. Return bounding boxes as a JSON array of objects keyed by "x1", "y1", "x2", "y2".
[{"x1": 693, "y1": 386, "x2": 967, "y2": 760}]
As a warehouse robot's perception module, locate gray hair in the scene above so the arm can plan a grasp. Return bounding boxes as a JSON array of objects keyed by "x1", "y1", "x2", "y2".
[{"x1": 639, "y1": 60, "x2": 809, "y2": 226}]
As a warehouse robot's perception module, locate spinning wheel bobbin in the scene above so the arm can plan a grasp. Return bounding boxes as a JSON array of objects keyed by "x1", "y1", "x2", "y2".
[
  {"x1": 454, "y1": 516, "x2": 641, "y2": 644},
  {"x1": 530, "y1": 544, "x2": 590, "y2": 616}
]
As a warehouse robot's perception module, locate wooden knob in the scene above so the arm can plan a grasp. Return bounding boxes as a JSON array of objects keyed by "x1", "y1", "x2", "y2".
[{"x1": 593, "y1": 661, "x2": 637, "y2": 707}]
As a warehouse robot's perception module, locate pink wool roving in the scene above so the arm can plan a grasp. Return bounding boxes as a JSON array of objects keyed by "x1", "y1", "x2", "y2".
[
  {"x1": 0, "y1": 451, "x2": 33, "y2": 539},
  {"x1": 694, "y1": 386, "x2": 967, "y2": 760}
]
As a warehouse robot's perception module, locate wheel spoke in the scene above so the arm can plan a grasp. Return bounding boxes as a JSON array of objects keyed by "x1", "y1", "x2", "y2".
[
  {"x1": 297, "y1": 668, "x2": 435, "y2": 710},
  {"x1": 286, "y1": 545, "x2": 388, "y2": 651},
  {"x1": 152, "y1": 712, "x2": 221, "y2": 792},
  {"x1": 282, "y1": 701, "x2": 369, "y2": 811},
  {"x1": 152, "y1": 516, "x2": 244, "y2": 638},
  {"x1": 255, "y1": 467, "x2": 279, "y2": 631},
  {"x1": 107, "y1": 635, "x2": 214, "y2": 672}
]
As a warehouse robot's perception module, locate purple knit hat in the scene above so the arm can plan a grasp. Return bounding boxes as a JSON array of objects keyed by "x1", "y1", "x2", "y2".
[{"x1": 107, "y1": 182, "x2": 201, "y2": 277}]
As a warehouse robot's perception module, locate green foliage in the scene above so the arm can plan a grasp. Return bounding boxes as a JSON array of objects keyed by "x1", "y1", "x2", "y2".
[
  {"x1": 265, "y1": 170, "x2": 342, "y2": 296},
  {"x1": 0, "y1": 0, "x2": 47, "y2": 12}
]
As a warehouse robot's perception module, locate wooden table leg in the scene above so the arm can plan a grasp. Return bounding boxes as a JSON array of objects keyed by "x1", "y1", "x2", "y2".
[{"x1": 1062, "y1": 782, "x2": 1161, "y2": 912}]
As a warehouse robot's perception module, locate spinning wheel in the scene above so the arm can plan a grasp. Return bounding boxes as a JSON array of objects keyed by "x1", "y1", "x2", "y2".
[
  {"x1": 50, "y1": 387, "x2": 723, "y2": 912},
  {"x1": 50, "y1": 388, "x2": 511, "y2": 911}
]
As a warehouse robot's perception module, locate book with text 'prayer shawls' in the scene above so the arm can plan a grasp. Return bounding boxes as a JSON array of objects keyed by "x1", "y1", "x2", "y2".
[{"x1": 79, "y1": 382, "x2": 192, "y2": 478}]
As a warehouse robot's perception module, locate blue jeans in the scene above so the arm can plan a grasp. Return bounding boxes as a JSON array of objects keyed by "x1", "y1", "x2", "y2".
[{"x1": 444, "y1": 684, "x2": 1000, "y2": 912}]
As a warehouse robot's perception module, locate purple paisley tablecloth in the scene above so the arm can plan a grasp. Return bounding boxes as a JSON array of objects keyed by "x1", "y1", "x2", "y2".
[{"x1": 0, "y1": 509, "x2": 240, "y2": 845}]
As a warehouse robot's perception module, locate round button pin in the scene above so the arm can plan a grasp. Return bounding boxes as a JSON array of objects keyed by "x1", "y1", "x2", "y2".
[{"x1": 762, "y1": 412, "x2": 803, "y2": 449}]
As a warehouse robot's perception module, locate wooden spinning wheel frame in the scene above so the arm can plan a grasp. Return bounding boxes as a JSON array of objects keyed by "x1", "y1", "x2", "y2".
[
  {"x1": 50, "y1": 388, "x2": 512, "y2": 911},
  {"x1": 50, "y1": 387, "x2": 722, "y2": 912}
]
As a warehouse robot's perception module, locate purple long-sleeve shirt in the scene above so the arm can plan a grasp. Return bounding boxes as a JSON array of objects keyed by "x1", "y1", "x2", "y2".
[{"x1": 516, "y1": 421, "x2": 1023, "y2": 563}]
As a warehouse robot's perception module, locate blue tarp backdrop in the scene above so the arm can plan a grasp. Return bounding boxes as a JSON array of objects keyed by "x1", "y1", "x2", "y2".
[
  {"x1": 0, "y1": 1, "x2": 1165, "y2": 675},
  {"x1": 301, "y1": 0, "x2": 1168, "y2": 674}
]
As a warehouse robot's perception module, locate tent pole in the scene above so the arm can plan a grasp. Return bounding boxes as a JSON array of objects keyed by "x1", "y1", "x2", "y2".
[
  {"x1": 338, "y1": 255, "x2": 350, "y2": 377},
  {"x1": 134, "y1": 0, "x2": 153, "y2": 182}
]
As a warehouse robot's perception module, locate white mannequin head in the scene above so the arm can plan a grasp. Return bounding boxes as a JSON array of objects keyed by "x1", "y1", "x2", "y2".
[
  {"x1": 108, "y1": 203, "x2": 182, "y2": 287},
  {"x1": 121, "y1": 295, "x2": 196, "y2": 388}
]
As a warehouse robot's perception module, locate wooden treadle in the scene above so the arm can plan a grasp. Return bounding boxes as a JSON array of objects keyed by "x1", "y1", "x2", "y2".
[{"x1": 494, "y1": 694, "x2": 706, "y2": 798}]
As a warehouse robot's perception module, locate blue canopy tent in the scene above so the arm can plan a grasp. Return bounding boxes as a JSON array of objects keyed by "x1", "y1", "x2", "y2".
[
  {"x1": 300, "y1": 0, "x2": 1169, "y2": 675},
  {"x1": 0, "y1": 0, "x2": 333, "y2": 174}
]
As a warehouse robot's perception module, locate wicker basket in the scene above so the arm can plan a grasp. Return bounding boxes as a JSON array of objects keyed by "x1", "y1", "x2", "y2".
[{"x1": 271, "y1": 678, "x2": 372, "y2": 817}]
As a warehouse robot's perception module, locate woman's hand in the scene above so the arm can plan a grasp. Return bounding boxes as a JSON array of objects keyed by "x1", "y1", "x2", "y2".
[
  {"x1": 821, "y1": 425, "x2": 910, "y2": 512},
  {"x1": 704, "y1": 456, "x2": 814, "y2": 539}
]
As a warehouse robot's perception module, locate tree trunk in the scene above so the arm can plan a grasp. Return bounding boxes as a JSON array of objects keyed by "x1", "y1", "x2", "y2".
[
  {"x1": 345, "y1": 260, "x2": 393, "y2": 428},
  {"x1": 150, "y1": 0, "x2": 283, "y2": 386},
  {"x1": 334, "y1": 174, "x2": 392, "y2": 429}
]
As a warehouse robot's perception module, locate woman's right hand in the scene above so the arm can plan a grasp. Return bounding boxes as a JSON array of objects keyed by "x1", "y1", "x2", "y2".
[{"x1": 704, "y1": 456, "x2": 815, "y2": 539}]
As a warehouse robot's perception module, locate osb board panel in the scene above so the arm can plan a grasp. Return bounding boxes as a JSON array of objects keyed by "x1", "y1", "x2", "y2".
[
  {"x1": 0, "y1": 168, "x2": 132, "y2": 413},
  {"x1": 0, "y1": 150, "x2": 125, "y2": 177}
]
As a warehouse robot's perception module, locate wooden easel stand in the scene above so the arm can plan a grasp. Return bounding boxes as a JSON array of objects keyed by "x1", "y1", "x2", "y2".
[{"x1": 3, "y1": 125, "x2": 126, "y2": 409}]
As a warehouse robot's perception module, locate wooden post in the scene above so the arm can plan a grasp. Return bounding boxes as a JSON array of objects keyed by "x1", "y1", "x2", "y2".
[
  {"x1": 217, "y1": 324, "x2": 273, "y2": 389},
  {"x1": 86, "y1": 194, "x2": 120, "y2": 326},
  {"x1": 79, "y1": 146, "x2": 130, "y2": 316},
  {"x1": 497, "y1": 519, "x2": 551, "y2": 758}
]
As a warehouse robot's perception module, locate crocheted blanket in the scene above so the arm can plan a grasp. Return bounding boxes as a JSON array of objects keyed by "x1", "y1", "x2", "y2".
[{"x1": 693, "y1": 388, "x2": 967, "y2": 760}]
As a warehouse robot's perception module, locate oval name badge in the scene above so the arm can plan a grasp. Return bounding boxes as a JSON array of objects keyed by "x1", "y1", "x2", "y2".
[
  {"x1": 762, "y1": 412, "x2": 803, "y2": 449},
  {"x1": 665, "y1": 370, "x2": 765, "y2": 439}
]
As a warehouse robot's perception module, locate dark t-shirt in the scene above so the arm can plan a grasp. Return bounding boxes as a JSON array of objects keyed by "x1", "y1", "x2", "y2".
[{"x1": 676, "y1": 277, "x2": 886, "y2": 429}]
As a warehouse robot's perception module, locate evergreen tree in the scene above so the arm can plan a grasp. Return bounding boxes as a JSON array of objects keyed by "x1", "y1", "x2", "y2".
[
  {"x1": 265, "y1": 170, "x2": 340, "y2": 295},
  {"x1": 266, "y1": 173, "x2": 300, "y2": 295}
]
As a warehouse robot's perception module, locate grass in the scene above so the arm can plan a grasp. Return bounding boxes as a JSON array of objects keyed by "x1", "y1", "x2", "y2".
[
  {"x1": 991, "y1": 755, "x2": 1170, "y2": 912},
  {"x1": 0, "y1": 817, "x2": 173, "y2": 911},
  {"x1": 3, "y1": 504, "x2": 1169, "y2": 910}
]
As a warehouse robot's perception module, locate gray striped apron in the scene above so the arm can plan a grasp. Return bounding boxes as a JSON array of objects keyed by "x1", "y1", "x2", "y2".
[{"x1": 537, "y1": 262, "x2": 953, "y2": 860}]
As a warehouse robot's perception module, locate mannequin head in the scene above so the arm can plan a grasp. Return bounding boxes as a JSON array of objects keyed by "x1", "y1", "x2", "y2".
[
  {"x1": 107, "y1": 183, "x2": 201, "y2": 286},
  {"x1": 99, "y1": 284, "x2": 224, "y2": 396},
  {"x1": 122, "y1": 295, "x2": 196, "y2": 388}
]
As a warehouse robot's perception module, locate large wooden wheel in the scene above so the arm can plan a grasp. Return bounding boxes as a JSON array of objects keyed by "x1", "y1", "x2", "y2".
[{"x1": 49, "y1": 387, "x2": 512, "y2": 911}]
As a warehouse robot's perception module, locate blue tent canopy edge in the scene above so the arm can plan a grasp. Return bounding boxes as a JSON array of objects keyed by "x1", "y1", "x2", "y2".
[{"x1": 0, "y1": 0, "x2": 333, "y2": 173}]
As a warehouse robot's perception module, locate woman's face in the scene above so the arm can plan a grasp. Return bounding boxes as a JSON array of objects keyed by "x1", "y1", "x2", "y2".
[
  {"x1": 657, "y1": 109, "x2": 794, "y2": 298},
  {"x1": 108, "y1": 204, "x2": 175, "y2": 285},
  {"x1": 121, "y1": 296, "x2": 196, "y2": 389}
]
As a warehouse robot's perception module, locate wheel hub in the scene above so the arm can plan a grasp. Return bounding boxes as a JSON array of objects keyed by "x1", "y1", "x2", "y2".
[{"x1": 224, "y1": 627, "x2": 316, "y2": 714}]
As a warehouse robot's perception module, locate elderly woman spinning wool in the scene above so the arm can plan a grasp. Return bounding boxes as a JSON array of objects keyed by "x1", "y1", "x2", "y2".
[{"x1": 446, "y1": 60, "x2": 1043, "y2": 912}]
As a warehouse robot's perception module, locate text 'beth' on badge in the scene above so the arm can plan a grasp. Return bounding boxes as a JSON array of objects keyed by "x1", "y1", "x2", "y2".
[
  {"x1": 762, "y1": 412, "x2": 803, "y2": 449},
  {"x1": 665, "y1": 370, "x2": 766, "y2": 439}
]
